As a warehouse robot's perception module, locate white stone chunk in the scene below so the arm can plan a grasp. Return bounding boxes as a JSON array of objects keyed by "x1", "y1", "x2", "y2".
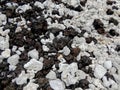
[
  {"x1": 94, "y1": 64, "x2": 107, "y2": 79},
  {"x1": 63, "y1": 46, "x2": 70, "y2": 56},
  {"x1": 9, "y1": 65, "x2": 16, "y2": 71},
  {"x1": 1, "y1": 49, "x2": 11, "y2": 58},
  {"x1": 0, "y1": 13, "x2": 7, "y2": 26},
  {"x1": 24, "y1": 59, "x2": 43, "y2": 73},
  {"x1": 102, "y1": 76, "x2": 110, "y2": 87},
  {"x1": 23, "y1": 82, "x2": 39, "y2": 90},
  {"x1": 49, "y1": 79, "x2": 65, "y2": 90},
  {"x1": 15, "y1": 71, "x2": 28, "y2": 85},
  {"x1": 42, "y1": 45, "x2": 49, "y2": 51},
  {"x1": 76, "y1": 70, "x2": 87, "y2": 80},
  {"x1": 16, "y1": 4, "x2": 32, "y2": 13},
  {"x1": 34, "y1": 1, "x2": 44, "y2": 9},
  {"x1": 0, "y1": 36, "x2": 9, "y2": 50},
  {"x1": 104, "y1": 61, "x2": 112, "y2": 69},
  {"x1": 28, "y1": 49, "x2": 39, "y2": 59},
  {"x1": 62, "y1": 0, "x2": 80, "y2": 7},
  {"x1": 61, "y1": 63, "x2": 79, "y2": 86},
  {"x1": 7, "y1": 54, "x2": 19, "y2": 65},
  {"x1": 18, "y1": 46, "x2": 25, "y2": 52},
  {"x1": 12, "y1": 46, "x2": 17, "y2": 52},
  {"x1": 46, "y1": 70, "x2": 57, "y2": 80}
]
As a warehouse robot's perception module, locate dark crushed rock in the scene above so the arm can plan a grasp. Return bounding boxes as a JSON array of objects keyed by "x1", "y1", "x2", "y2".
[
  {"x1": 78, "y1": 56, "x2": 92, "y2": 69},
  {"x1": 115, "y1": 45, "x2": 120, "y2": 52},
  {"x1": 64, "y1": 27, "x2": 78, "y2": 39},
  {"x1": 106, "y1": 9, "x2": 114, "y2": 15},
  {"x1": 93, "y1": 19, "x2": 105, "y2": 34},
  {"x1": 112, "y1": 6, "x2": 118, "y2": 10},
  {"x1": 66, "y1": 79, "x2": 89, "y2": 89},
  {"x1": 71, "y1": 47, "x2": 81, "y2": 57},
  {"x1": 106, "y1": 0, "x2": 116, "y2": 5},
  {"x1": 85, "y1": 37, "x2": 97, "y2": 44},
  {"x1": 109, "y1": 17, "x2": 119, "y2": 26},
  {"x1": 53, "y1": 37, "x2": 70, "y2": 50},
  {"x1": 80, "y1": 0, "x2": 87, "y2": 7},
  {"x1": 105, "y1": 72, "x2": 116, "y2": 81},
  {"x1": 108, "y1": 29, "x2": 119, "y2": 36}
]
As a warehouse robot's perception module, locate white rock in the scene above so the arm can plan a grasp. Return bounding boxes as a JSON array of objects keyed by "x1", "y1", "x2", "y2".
[
  {"x1": 7, "y1": 54, "x2": 19, "y2": 65},
  {"x1": 15, "y1": 71, "x2": 28, "y2": 85},
  {"x1": 49, "y1": 33, "x2": 55, "y2": 40},
  {"x1": 24, "y1": 59, "x2": 43, "y2": 73},
  {"x1": 62, "y1": 0, "x2": 80, "y2": 7},
  {"x1": 61, "y1": 63, "x2": 79, "y2": 86},
  {"x1": 94, "y1": 64, "x2": 107, "y2": 79},
  {"x1": 16, "y1": 4, "x2": 32, "y2": 13},
  {"x1": 28, "y1": 49, "x2": 39, "y2": 59},
  {"x1": 49, "y1": 79, "x2": 65, "y2": 90},
  {"x1": 42, "y1": 45, "x2": 49, "y2": 51},
  {"x1": 76, "y1": 70, "x2": 87, "y2": 80},
  {"x1": 110, "y1": 67, "x2": 116, "y2": 74},
  {"x1": 89, "y1": 84, "x2": 95, "y2": 90},
  {"x1": 0, "y1": 13, "x2": 6, "y2": 26},
  {"x1": 93, "y1": 79, "x2": 105, "y2": 89},
  {"x1": 23, "y1": 82, "x2": 39, "y2": 90},
  {"x1": 1, "y1": 49, "x2": 11, "y2": 58},
  {"x1": 9, "y1": 65, "x2": 16, "y2": 71},
  {"x1": 12, "y1": 46, "x2": 17, "y2": 52},
  {"x1": 18, "y1": 46, "x2": 25, "y2": 52},
  {"x1": 0, "y1": 36, "x2": 9, "y2": 50},
  {"x1": 46, "y1": 70, "x2": 57, "y2": 80},
  {"x1": 75, "y1": 88, "x2": 83, "y2": 90},
  {"x1": 34, "y1": 1, "x2": 44, "y2": 9},
  {"x1": 63, "y1": 46, "x2": 70, "y2": 56},
  {"x1": 104, "y1": 61, "x2": 112, "y2": 69},
  {"x1": 102, "y1": 76, "x2": 110, "y2": 87},
  {"x1": 16, "y1": 50, "x2": 21, "y2": 55}
]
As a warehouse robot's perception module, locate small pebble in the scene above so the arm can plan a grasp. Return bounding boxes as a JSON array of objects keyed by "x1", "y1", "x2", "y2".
[
  {"x1": 49, "y1": 79, "x2": 65, "y2": 90},
  {"x1": 104, "y1": 61, "x2": 112, "y2": 69},
  {"x1": 94, "y1": 64, "x2": 107, "y2": 79}
]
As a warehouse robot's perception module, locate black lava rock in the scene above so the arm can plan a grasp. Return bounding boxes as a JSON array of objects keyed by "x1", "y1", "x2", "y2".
[
  {"x1": 93, "y1": 19, "x2": 105, "y2": 34},
  {"x1": 93, "y1": 19, "x2": 104, "y2": 30},
  {"x1": 109, "y1": 17, "x2": 119, "y2": 26},
  {"x1": 109, "y1": 29, "x2": 119, "y2": 36},
  {"x1": 78, "y1": 56, "x2": 92, "y2": 69},
  {"x1": 78, "y1": 79, "x2": 89, "y2": 89},
  {"x1": 106, "y1": 0, "x2": 116, "y2": 5},
  {"x1": 106, "y1": 9, "x2": 114, "y2": 15},
  {"x1": 115, "y1": 45, "x2": 120, "y2": 52}
]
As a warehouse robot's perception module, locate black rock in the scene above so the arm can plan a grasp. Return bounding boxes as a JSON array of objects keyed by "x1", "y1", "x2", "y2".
[
  {"x1": 109, "y1": 29, "x2": 119, "y2": 36},
  {"x1": 109, "y1": 17, "x2": 119, "y2": 26},
  {"x1": 80, "y1": 0, "x2": 87, "y2": 6},
  {"x1": 78, "y1": 56, "x2": 92, "y2": 69},
  {"x1": 106, "y1": 9, "x2": 114, "y2": 15},
  {"x1": 93, "y1": 19, "x2": 105, "y2": 34},
  {"x1": 112, "y1": 6, "x2": 118, "y2": 10},
  {"x1": 85, "y1": 37, "x2": 97, "y2": 44},
  {"x1": 93, "y1": 19, "x2": 104, "y2": 30},
  {"x1": 78, "y1": 79, "x2": 89, "y2": 89},
  {"x1": 52, "y1": 10, "x2": 59, "y2": 15},
  {"x1": 64, "y1": 27, "x2": 78, "y2": 39},
  {"x1": 53, "y1": 37, "x2": 70, "y2": 50},
  {"x1": 106, "y1": 0, "x2": 116, "y2": 5}
]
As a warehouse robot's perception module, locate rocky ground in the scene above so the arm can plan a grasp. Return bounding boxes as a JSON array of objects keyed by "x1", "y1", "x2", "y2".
[{"x1": 0, "y1": 0, "x2": 120, "y2": 90}]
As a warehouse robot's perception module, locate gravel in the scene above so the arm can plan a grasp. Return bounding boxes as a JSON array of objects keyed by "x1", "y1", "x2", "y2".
[{"x1": 0, "y1": 0, "x2": 120, "y2": 90}]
